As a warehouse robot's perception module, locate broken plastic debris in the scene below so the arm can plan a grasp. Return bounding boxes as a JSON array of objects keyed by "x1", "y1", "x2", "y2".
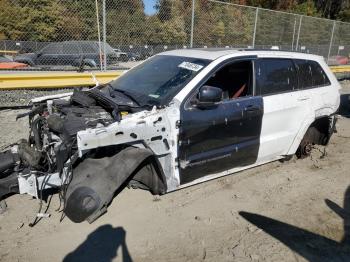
[{"x1": 36, "y1": 213, "x2": 50, "y2": 218}]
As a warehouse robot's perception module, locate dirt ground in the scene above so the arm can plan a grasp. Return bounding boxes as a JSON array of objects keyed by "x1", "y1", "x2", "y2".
[{"x1": 0, "y1": 83, "x2": 350, "y2": 262}]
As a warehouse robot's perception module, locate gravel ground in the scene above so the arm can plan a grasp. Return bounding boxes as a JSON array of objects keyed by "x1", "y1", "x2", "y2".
[
  {"x1": 0, "y1": 89, "x2": 74, "y2": 107},
  {"x1": 0, "y1": 82, "x2": 350, "y2": 262}
]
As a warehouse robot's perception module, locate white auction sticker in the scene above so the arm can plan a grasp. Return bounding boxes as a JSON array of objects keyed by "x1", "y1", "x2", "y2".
[{"x1": 178, "y1": 61, "x2": 203, "y2": 72}]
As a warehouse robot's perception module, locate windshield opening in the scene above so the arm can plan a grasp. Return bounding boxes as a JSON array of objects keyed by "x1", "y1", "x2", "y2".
[{"x1": 108, "y1": 55, "x2": 210, "y2": 106}]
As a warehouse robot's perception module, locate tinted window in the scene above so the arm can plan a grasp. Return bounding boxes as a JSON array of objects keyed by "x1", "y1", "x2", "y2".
[
  {"x1": 80, "y1": 42, "x2": 97, "y2": 54},
  {"x1": 294, "y1": 60, "x2": 313, "y2": 88},
  {"x1": 309, "y1": 61, "x2": 331, "y2": 86},
  {"x1": 63, "y1": 43, "x2": 80, "y2": 54},
  {"x1": 104, "y1": 43, "x2": 115, "y2": 54},
  {"x1": 41, "y1": 43, "x2": 63, "y2": 55},
  {"x1": 294, "y1": 59, "x2": 330, "y2": 88},
  {"x1": 256, "y1": 58, "x2": 297, "y2": 95},
  {"x1": 79, "y1": 42, "x2": 114, "y2": 54}
]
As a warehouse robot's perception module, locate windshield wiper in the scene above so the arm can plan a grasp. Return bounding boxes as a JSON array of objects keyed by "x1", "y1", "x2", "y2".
[{"x1": 102, "y1": 84, "x2": 158, "y2": 109}]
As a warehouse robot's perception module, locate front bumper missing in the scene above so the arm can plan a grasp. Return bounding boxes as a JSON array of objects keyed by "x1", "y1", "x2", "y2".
[{"x1": 0, "y1": 170, "x2": 67, "y2": 200}]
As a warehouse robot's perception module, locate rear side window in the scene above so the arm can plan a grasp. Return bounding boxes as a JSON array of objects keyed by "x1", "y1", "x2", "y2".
[
  {"x1": 309, "y1": 61, "x2": 331, "y2": 87},
  {"x1": 80, "y1": 43, "x2": 98, "y2": 54},
  {"x1": 63, "y1": 43, "x2": 80, "y2": 55},
  {"x1": 41, "y1": 43, "x2": 63, "y2": 55},
  {"x1": 294, "y1": 59, "x2": 330, "y2": 88},
  {"x1": 256, "y1": 58, "x2": 297, "y2": 95},
  {"x1": 294, "y1": 60, "x2": 312, "y2": 88}
]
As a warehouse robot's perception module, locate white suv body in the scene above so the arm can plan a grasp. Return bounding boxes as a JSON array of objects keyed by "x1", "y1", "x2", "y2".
[{"x1": 77, "y1": 49, "x2": 340, "y2": 190}]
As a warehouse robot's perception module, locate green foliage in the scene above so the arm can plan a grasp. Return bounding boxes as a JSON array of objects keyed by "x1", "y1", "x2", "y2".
[
  {"x1": 289, "y1": 0, "x2": 321, "y2": 17},
  {"x1": 1, "y1": 0, "x2": 350, "y2": 48},
  {"x1": 0, "y1": 0, "x2": 64, "y2": 41},
  {"x1": 338, "y1": 9, "x2": 350, "y2": 22},
  {"x1": 155, "y1": 0, "x2": 173, "y2": 22}
]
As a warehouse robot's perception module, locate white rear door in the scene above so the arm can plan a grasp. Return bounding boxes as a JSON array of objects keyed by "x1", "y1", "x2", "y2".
[{"x1": 255, "y1": 58, "x2": 310, "y2": 162}]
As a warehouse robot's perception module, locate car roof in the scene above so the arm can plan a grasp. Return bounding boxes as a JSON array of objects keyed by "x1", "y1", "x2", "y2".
[
  {"x1": 46, "y1": 41, "x2": 111, "y2": 46},
  {"x1": 159, "y1": 48, "x2": 324, "y2": 62}
]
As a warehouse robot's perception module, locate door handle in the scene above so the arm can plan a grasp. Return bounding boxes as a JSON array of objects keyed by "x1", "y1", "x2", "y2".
[
  {"x1": 244, "y1": 105, "x2": 260, "y2": 112},
  {"x1": 244, "y1": 105, "x2": 260, "y2": 117}
]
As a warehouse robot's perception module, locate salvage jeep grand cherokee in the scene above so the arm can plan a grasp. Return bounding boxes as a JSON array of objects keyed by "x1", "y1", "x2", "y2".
[{"x1": 0, "y1": 49, "x2": 340, "y2": 223}]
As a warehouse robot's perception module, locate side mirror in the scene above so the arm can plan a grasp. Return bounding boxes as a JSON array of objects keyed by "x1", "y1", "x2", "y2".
[
  {"x1": 195, "y1": 85, "x2": 222, "y2": 108},
  {"x1": 36, "y1": 52, "x2": 43, "y2": 57}
]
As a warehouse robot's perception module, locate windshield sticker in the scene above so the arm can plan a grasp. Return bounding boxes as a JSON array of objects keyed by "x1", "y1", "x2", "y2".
[{"x1": 178, "y1": 62, "x2": 204, "y2": 72}]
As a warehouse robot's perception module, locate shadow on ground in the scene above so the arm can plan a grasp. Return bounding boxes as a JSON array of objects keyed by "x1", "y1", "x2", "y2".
[
  {"x1": 64, "y1": 225, "x2": 132, "y2": 262},
  {"x1": 240, "y1": 186, "x2": 350, "y2": 262}
]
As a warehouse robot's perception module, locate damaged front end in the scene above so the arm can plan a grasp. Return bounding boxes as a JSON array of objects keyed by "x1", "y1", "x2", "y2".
[{"x1": 0, "y1": 86, "x2": 172, "y2": 223}]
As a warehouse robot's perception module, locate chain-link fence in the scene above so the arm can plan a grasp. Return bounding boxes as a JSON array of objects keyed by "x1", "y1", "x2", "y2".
[{"x1": 1, "y1": 0, "x2": 350, "y2": 71}]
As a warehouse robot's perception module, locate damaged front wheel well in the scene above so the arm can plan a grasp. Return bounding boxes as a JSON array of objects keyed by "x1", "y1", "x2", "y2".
[
  {"x1": 83, "y1": 145, "x2": 167, "y2": 195},
  {"x1": 64, "y1": 146, "x2": 167, "y2": 223},
  {"x1": 129, "y1": 155, "x2": 167, "y2": 195}
]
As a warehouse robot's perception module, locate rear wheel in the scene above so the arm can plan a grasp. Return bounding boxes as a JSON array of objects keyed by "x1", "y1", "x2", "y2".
[{"x1": 296, "y1": 127, "x2": 318, "y2": 158}]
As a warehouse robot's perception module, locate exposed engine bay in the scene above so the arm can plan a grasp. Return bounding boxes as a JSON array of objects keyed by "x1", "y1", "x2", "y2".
[{"x1": 0, "y1": 86, "x2": 172, "y2": 223}]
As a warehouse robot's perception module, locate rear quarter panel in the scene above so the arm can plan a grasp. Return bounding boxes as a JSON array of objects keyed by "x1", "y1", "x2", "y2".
[{"x1": 286, "y1": 58, "x2": 340, "y2": 155}]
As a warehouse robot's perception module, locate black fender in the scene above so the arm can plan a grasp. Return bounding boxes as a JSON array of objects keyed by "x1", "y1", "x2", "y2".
[
  {"x1": 64, "y1": 147, "x2": 167, "y2": 223},
  {"x1": 81, "y1": 58, "x2": 97, "y2": 68}
]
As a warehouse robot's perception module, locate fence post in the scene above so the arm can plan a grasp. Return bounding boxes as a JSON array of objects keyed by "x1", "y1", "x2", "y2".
[
  {"x1": 190, "y1": 0, "x2": 195, "y2": 48},
  {"x1": 102, "y1": 0, "x2": 107, "y2": 71},
  {"x1": 291, "y1": 16, "x2": 297, "y2": 51},
  {"x1": 327, "y1": 21, "x2": 336, "y2": 63},
  {"x1": 95, "y1": 0, "x2": 103, "y2": 71},
  {"x1": 252, "y1": 7, "x2": 259, "y2": 48},
  {"x1": 295, "y1": 15, "x2": 302, "y2": 51}
]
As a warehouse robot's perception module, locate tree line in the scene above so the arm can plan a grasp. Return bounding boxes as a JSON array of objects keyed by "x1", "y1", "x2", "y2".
[{"x1": 1, "y1": 0, "x2": 350, "y2": 47}]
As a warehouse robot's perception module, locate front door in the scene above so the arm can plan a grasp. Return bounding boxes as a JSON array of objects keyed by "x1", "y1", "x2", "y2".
[{"x1": 178, "y1": 60, "x2": 263, "y2": 184}]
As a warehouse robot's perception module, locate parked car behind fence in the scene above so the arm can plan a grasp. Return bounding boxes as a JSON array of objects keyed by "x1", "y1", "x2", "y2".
[
  {"x1": 14, "y1": 41, "x2": 119, "y2": 68},
  {"x1": 0, "y1": 55, "x2": 28, "y2": 69}
]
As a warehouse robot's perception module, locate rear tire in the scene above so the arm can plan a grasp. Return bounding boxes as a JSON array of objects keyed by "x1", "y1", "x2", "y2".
[{"x1": 296, "y1": 127, "x2": 318, "y2": 158}]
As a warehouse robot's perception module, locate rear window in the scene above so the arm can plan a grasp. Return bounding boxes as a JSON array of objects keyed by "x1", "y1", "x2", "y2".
[
  {"x1": 78, "y1": 42, "x2": 114, "y2": 54},
  {"x1": 41, "y1": 43, "x2": 63, "y2": 55},
  {"x1": 256, "y1": 58, "x2": 297, "y2": 96},
  {"x1": 294, "y1": 59, "x2": 330, "y2": 88}
]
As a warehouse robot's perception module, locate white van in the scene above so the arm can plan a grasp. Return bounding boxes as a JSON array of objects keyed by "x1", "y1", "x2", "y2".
[{"x1": 0, "y1": 49, "x2": 340, "y2": 223}]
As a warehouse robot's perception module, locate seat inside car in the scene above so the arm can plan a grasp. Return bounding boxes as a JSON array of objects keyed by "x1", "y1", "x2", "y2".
[{"x1": 205, "y1": 60, "x2": 253, "y2": 100}]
